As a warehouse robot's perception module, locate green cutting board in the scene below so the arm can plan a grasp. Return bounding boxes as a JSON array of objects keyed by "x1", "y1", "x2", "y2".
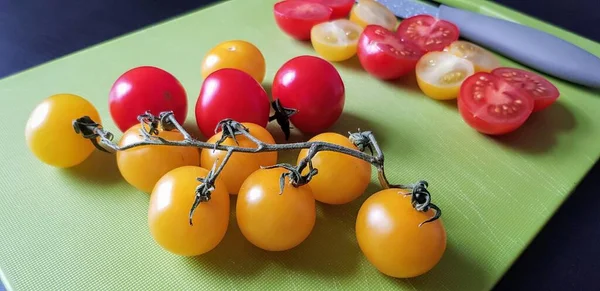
[{"x1": 1, "y1": 0, "x2": 599, "y2": 290}]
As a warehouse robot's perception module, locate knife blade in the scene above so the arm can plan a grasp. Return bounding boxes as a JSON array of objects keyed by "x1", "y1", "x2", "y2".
[{"x1": 373, "y1": 0, "x2": 600, "y2": 89}]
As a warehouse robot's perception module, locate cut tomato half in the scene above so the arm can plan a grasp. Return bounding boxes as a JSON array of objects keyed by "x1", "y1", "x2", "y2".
[
  {"x1": 444, "y1": 40, "x2": 501, "y2": 72},
  {"x1": 492, "y1": 67, "x2": 560, "y2": 112},
  {"x1": 458, "y1": 72, "x2": 534, "y2": 135},
  {"x1": 274, "y1": 0, "x2": 333, "y2": 40},
  {"x1": 416, "y1": 51, "x2": 475, "y2": 100},
  {"x1": 349, "y1": 0, "x2": 397, "y2": 31},
  {"x1": 305, "y1": 0, "x2": 354, "y2": 19},
  {"x1": 311, "y1": 19, "x2": 364, "y2": 61},
  {"x1": 396, "y1": 15, "x2": 459, "y2": 52},
  {"x1": 357, "y1": 25, "x2": 425, "y2": 80}
]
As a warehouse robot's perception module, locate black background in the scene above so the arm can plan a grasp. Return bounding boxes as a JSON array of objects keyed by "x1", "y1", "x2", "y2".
[{"x1": 0, "y1": 0, "x2": 598, "y2": 290}]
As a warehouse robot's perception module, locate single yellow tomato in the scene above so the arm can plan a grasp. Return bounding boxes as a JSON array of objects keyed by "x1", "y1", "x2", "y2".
[
  {"x1": 297, "y1": 132, "x2": 371, "y2": 204},
  {"x1": 444, "y1": 40, "x2": 501, "y2": 72},
  {"x1": 201, "y1": 40, "x2": 266, "y2": 83},
  {"x1": 311, "y1": 19, "x2": 364, "y2": 62},
  {"x1": 25, "y1": 93, "x2": 102, "y2": 168},
  {"x1": 116, "y1": 123, "x2": 200, "y2": 194},
  {"x1": 148, "y1": 166, "x2": 230, "y2": 256},
  {"x1": 349, "y1": 0, "x2": 397, "y2": 31},
  {"x1": 200, "y1": 123, "x2": 277, "y2": 195},
  {"x1": 416, "y1": 51, "x2": 475, "y2": 100},
  {"x1": 356, "y1": 188, "x2": 447, "y2": 278}
]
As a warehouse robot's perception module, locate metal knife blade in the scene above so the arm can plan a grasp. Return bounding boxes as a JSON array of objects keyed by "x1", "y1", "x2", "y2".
[{"x1": 373, "y1": 0, "x2": 439, "y2": 19}]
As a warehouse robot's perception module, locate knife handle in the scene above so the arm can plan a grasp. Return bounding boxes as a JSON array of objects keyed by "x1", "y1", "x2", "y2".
[{"x1": 438, "y1": 5, "x2": 600, "y2": 89}]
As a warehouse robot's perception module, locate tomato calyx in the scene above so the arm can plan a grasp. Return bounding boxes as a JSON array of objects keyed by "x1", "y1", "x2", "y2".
[
  {"x1": 212, "y1": 118, "x2": 250, "y2": 149},
  {"x1": 190, "y1": 161, "x2": 219, "y2": 225},
  {"x1": 262, "y1": 162, "x2": 319, "y2": 192},
  {"x1": 269, "y1": 99, "x2": 299, "y2": 140},
  {"x1": 72, "y1": 116, "x2": 113, "y2": 153},
  {"x1": 349, "y1": 130, "x2": 375, "y2": 155},
  {"x1": 399, "y1": 180, "x2": 441, "y2": 227}
]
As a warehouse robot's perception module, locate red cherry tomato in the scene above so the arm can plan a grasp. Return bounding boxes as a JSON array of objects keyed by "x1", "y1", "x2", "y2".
[
  {"x1": 357, "y1": 25, "x2": 425, "y2": 80},
  {"x1": 272, "y1": 55, "x2": 345, "y2": 134},
  {"x1": 305, "y1": 0, "x2": 354, "y2": 19},
  {"x1": 273, "y1": 0, "x2": 332, "y2": 40},
  {"x1": 396, "y1": 15, "x2": 459, "y2": 52},
  {"x1": 491, "y1": 67, "x2": 560, "y2": 112},
  {"x1": 458, "y1": 72, "x2": 534, "y2": 135},
  {"x1": 108, "y1": 66, "x2": 187, "y2": 132},
  {"x1": 195, "y1": 68, "x2": 270, "y2": 138}
]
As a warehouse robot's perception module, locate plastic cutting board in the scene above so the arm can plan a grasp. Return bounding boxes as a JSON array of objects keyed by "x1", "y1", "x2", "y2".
[{"x1": 1, "y1": 0, "x2": 599, "y2": 290}]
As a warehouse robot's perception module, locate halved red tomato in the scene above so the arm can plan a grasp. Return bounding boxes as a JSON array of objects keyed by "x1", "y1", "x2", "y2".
[
  {"x1": 305, "y1": 0, "x2": 354, "y2": 19},
  {"x1": 396, "y1": 15, "x2": 459, "y2": 52},
  {"x1": 492, "y1": 67, "x2": 560, "y2": 112},
  {"x1": 357, "y1": 25, "x2": 425, "y2": 80},
  {"x1": 274, "y1": 0, "x2": 332, "y2": 40},
  {"x1": 458, "y1": 72, "x2": 534, "y2": 135}
]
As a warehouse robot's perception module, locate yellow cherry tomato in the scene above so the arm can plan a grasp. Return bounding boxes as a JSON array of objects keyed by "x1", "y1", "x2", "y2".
[
  {"x1": 148, "y1": 166, "x2": 230, "y2": 256},
  {"x1": 349, "y1": 0, "x2": 397, "y2": 31},
  {"x1": 297, "y1": 132, "x2": 371, "y2": 204},
  {"x1": 116, "y1": 123, "x2": 200, "y2": 194},
  {"x1": 444, "y1": 40, "x2": 501, "y2": 72},
  {"x1": 416, "y1": 51, "x2": 475, "y2": 100},
  {"x1": 236, "y1": 167, "x2": 316, "y2": 251},
  {"x1": 356, "y1": 188, "x2": 446, "y2": 278},
  {"x1": 311, "y1": 19, "x2": 364, "y2": 62},
  {"x1": 200, "y1": 123, "x2": 278, "y2": 195},
  {"x1": 25, "y1": 93, "x2": 101, "y2": 168},
  {"x1": 201, "y1": 40, "x2": 266, "y2": 83}
]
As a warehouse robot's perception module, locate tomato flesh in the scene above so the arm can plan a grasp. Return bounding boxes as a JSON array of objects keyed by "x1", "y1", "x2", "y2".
[
  {"x1": 349, "y1": 0, "x2": 397, "y2": 31},
  {"x1": 458, "y1": 72, "x2": 534, "y2": 135},
  {"x1": 311, "y1": 19, "x2": 363, "y2": 61},
  {"x1": 357, "y1": 25, "x2": 425, "y2": 80},
  {"x1": 396, "y1": 15, "x2": 459, "y2": 52},
  {"x1": 416, "y1": 51, "x2": 475, "y2": 100},
  {"x1": 306, "y1": 0, "x2": 354, "y2": 19},
  {"x1": 274, "y1": 0, "x2": 332, "y2": 40},
  {"x1": 492, "y1": 67, "x2": 560, "y2": 112}
]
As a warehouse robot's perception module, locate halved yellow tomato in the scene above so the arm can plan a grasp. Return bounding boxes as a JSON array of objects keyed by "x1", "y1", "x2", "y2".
[
  {"x1": 416, "y1": 51, "x2": 475, "y2": 100},
  {"x1": 311, "y1": 19, "x2": 364, "y2": 61},
  {"x1": 349, "y1": 0, "x2": 397, "y2": 31},
  {"x1": 444, "y1": 40, "x2": 501, "y2": 72}
]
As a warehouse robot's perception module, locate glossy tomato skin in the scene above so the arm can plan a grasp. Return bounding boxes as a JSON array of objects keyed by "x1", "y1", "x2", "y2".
[
  {"x1": 25, "y1": 93, "x2": 101, "y2": 168},
  {"x1": 195, "y1": 68, "x2": 270, "y2": 138},
  {"x1": 306, "y1": 0, "x2": 354, "y2": 19},
  {"x1": 396, "y1": 15, "x2": 459, "y2": 52},
  {"x1": 148, "y1": 166, "x2": 230, "y2": 256},
  {"x1": 109, "y1": 66, "x2": 187, "y2": 132},
  {"x1": 272, "y1": 55, "x2": 345, "y2": 134},
  {"x1": 357, "y1": 25, "x2": 425, "y2": 80},
  {"x1": 201, "y1": 40, "x2": 266, "y2": 83},
  {"x1": 491, "y1": 67, "x2": 560, "y2": 112},
  {"x1": 236, "y1": 167, "x2": 316, "y2": 251},
  {"x1": 356, "y1": 188, "x2": 446, "y2": 278},
  {"x1": 458, "y1": 72, "x2": 534, "y2": 135},
  {"x1": 273, "y1": 0, "x2": 332, "y2": 40}
]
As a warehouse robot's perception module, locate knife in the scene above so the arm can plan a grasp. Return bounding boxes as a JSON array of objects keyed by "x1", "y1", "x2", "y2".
[{"x1": 375, "y1": 0, "x2": 600, "y2": 89}]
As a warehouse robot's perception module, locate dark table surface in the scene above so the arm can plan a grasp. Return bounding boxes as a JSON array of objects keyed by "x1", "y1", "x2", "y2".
[{"x1": 1, "y1": 0, "x2": 598, "y2": 290}]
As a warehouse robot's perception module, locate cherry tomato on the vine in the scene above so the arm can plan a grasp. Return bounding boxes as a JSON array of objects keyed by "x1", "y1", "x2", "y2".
[
  {"x1": 201, "y1": 40, "x2": 266, "y2": 83},
  {"x1": 273, "y1": 0, "x2": 332, "y2": 41},
  {"x1": 305, "y1": 0, "x2": 354, "y2": 19},
  {"x1": 272, "y1": 55, "x2": 345, "y2": 134},
  {"x1": 350, "y1": 0, "x2": 397, "y2": 31},
  {"x1": 25, "y1": 93, "x2": 101, "y2": 168},
  {"x1": 492, "y1": 67, "x2": 560, "y2": 112},
  {"x1": 458, "y1": 72, "x2": 534, "y2": 135},
  {"x1": 148, "y1": 166, "x2": 230, "y2": 256},
  {"x1": 395, "y1": 15, "x2": 459, "y2": 53},
  {"x1": 311, "y1": 19, "x2": 364, "y2": 62},
  {"x1": 109, "y1": 66, "x2": 187, "y2": 132},
  {"x1": 357, "y1": 25, "x2": 425, "y2": 80},
  {"x1": 444, "y1": 41, "x2": 501, "y2": 73},
  {"x1": 195, "y1": 68, "x2": 270, "y2": 138},
  {"x1": 201, "y1": 123, "x2": 278, "y2": 195},
  {"x1": 116, "y1": 123, "x2": 200, "y2": 194},
  {"x1": 356, "y1": 188, "x2": 446, "y2": 278},
  {"x1": 297, "y1": 132, "x2": 371, "y2": 204},
  {"x1": 236, "y1": 167, "x2": 316, "y2": 251},
  {"x1": 416, "y1": 51, "x2": 475, "y2": 100}
]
